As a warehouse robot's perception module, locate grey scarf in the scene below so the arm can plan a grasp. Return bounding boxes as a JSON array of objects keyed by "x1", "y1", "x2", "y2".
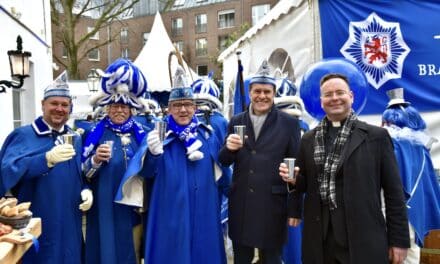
[{"x1": 314, "y1": 110, "x2": 357, "y2": 209}]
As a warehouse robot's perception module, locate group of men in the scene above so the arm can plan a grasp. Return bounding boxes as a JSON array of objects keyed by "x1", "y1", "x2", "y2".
[{"x1": 0, "y1": 56, "x2": 438, "y2": 264}]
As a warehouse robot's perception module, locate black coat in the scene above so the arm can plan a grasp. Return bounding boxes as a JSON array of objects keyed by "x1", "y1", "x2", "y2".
[
  {"x1": 292, "y1": 120, "x2": 410, "y2": 263},
  {"x1": 219, "y1": 106, "x2": 301, "y2": 249}
]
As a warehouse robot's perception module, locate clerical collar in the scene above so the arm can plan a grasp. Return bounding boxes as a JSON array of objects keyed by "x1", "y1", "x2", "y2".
[
  {"x1": 328, "y1": 118, "x2": 347, "y2": 128},
  {"x1": 331, "y1": 121, "x2": 341, "y2": 127}
]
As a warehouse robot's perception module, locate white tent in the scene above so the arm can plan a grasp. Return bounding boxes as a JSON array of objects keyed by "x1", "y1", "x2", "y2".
[
  {"x1": 218, "y1": 0, "x2": 320, "y2": 119},
  {"x1": 219, "y1": 0, "x2": 440, "y2": 166},
  {"x1": 134, "y1": 12, "x2": 198, "y2": 92}
]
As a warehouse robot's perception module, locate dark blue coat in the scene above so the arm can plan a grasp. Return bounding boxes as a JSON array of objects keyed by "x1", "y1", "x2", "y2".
[{"x1": 219, "y1": 106, "x2": 301, "y2": 249}]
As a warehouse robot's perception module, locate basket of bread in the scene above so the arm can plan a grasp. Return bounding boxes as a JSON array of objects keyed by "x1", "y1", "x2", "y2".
[{"x1": 0, "y1": 197, "x2": 32, "y2": 230}]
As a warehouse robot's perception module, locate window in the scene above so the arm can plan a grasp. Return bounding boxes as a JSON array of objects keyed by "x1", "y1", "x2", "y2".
[
  {"x1": 174, "y1": 0, "x2": 185, "y2": 7},
  {"x1": 195, "y1": 14, "x2": 207, "y2": 33},
  {"x1": 87, "y1": 26, "x2": 99, "y2": 40},
  {"x1": 120, "y1": 28, "x2": 128, "y2": 44},
  {"x1": 12, "y1": 89, "x2": 22, "y2": 128},
  {"x1": 197, "y1": 65, "x2": 208, "y2": 76},
  {"x1": 173, "y1": 41, "x2": 184, "y2": 52},
  {"x1": 196, "y1": 38, "x2": 207, "y2": 57},
  {"x1": 252, "y1": 4, "x2": 270, "y2": 26},
  {"x1": 143, "y1": 32, "x2": 150, "y2": 45},
  {"x1": 218, "y1": 35, "x2": 229, "y2": 51},
  {"x1": 172, "y1": 18, "x2": 183, "y2": 36},
  {"x1": 218, "y1": 9, "x2": 235, "y2": 29},
  {"x1": 62, "y1": 47, "x2": 68, "y2": 59},
  {"x1": 88, "y1": 48, "x2": 100, "y2": 61},
  {"x1": 122, "y1": 48, "x2": 129, "y2": 59}
]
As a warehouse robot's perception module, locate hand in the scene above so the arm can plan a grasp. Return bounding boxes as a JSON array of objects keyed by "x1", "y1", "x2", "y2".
[
  {"x1": 388, "y1": 247, "x2": 407, "y2": 264},
  {"x1": 46, "y1": 144, "x2": 76, "y2": 168},
  {"x1": 279, "y1": 163, "x2": 299, "y2": 184},
  {"x1": 147, "y1": 130, "x2": 164, "y2": 155},
  {"x1": 79, "y1": 189, "x2": 93, "y2": 211},
  {"x1": 288, "y1": 218, "x2": 301, "y2": 227},
  {"x1": 93, "y1": 144, "x2": 111, "y2": 163},
  {"x1": 226, "y1": 134, "x2": 243, "y2": 151}
]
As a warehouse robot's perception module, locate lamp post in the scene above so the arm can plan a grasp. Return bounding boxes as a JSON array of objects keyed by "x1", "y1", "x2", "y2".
[
  {"x1": 87, "y1": 68, "x2": 100, "y2": 93},
  {"x1": 0, "y1": 35, "x2": 32, "y2": 93}
]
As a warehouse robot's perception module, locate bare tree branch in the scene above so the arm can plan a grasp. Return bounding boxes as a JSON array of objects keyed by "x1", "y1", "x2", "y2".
[{"x1": 52, "y1": 0, "x2": 140, "y2": 79}]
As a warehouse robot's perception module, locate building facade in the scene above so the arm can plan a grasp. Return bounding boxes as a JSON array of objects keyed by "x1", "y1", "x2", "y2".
[
  {"x1": 0, "y1": 0, "x2": 53, "y2": 143},
  {"x1": 52, "y1": 0, "x2": 278, "y2": 81}
]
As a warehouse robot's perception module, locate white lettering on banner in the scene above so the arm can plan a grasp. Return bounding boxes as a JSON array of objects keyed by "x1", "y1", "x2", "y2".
[{"x1": 418, "y1": 64, "x2": 440, "y2": 76}]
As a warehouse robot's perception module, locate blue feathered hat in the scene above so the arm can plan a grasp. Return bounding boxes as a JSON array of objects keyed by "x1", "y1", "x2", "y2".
[
  {"x1": 275, "y1": 77, "x2": 297, "y2": 97},
  {"x1": 273, "y1": 69, "x2": 302, "y2": 117},
  {"x1": 168, "y1": 65, "x2": 194, "y2": 102},
  {"x1": 249, "y1": 60, "x2": 276, "y2": 89},
  {"x1": 90, "y1": 58, "x2": 147, "y2": 110},
  {"x1": 191, "y1": 71, "x2": 222, "y2": 110}
]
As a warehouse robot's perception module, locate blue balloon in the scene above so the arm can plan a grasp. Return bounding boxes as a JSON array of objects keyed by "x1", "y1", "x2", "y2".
[{"x1": 299, "y1": 58, "x2": 369, "y2": 120}]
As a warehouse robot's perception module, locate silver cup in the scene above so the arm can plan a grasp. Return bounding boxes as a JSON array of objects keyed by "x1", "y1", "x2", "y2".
[
  {"x1": 62, "y1": 134, "x2": 75, "y2": 145},
  {"x1": 234, "y1": 125, "x2": 246, "y2": 142},
  {"x1": 284, "y1": 158, "x2": 296, "y2": 180},
  {"x1": 104, "y1": 140, "x2": 114, "y2": 158},
  {"x1": 155, "y1": 121, "x2": 167, "y2": 142}
]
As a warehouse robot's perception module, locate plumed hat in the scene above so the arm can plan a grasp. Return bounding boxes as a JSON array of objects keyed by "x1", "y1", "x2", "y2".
[
  {"x1": 44, "y1": 71, "x2": 71, "y2": 100},
  {"x1": 89, "y1": 58, "x2": 147, "y2": 110},
  {"x1": 386, "y1": 88, "x2": 410, "y2": 108},
  {"x1": 191, "y1": 71, "x2": 222, "y2": 110},
  {"x1": 249, "y1": 60, "x2": 276, "y2": 88},
  {"x1": 274, "y1": 95, "x2": 304, "y2": 118},
  {"x1": 275, "y1": 78, "x2": 297, "y2": 97},
  {"x1": 140, "y1": 92, "x2": 162, "y2": 114},
  {"x1": 168, "y1": 65, "x2": 194, "y2": 102}
]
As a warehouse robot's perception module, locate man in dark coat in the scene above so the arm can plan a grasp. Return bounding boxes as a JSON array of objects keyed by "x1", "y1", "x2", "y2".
[
  {"x1": 219, "y1": 60, "x2": 301, "y2": 264},
  {"x1": 280, "y1": 73, "x2": 410, "y2": 264}
]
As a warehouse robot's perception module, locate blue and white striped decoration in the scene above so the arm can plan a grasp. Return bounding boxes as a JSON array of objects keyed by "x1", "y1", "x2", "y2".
[
  {"x1": 275, "y1": 77, "x2": 297, "y2": 97},
  {"x1": 97, "y1": 58, "x2": 147, "y2": 109},
  {"x1": 191, "y1": 72, "x2": 222, "y2": 110}
]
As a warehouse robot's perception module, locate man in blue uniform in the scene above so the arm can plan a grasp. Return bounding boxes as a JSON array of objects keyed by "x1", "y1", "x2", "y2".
[
  {"x1": 0, "y1": 81, "x2": 92, "y2": 263},
  {"x1": 382, "y1": 88, "x2": 440, "y2": 264},
  {"x1": 116, "y1": 66, "x2": 231, "y2": 264},
  {"x1": 82, "y1": 58, "x2": 148, "y2": 264}
]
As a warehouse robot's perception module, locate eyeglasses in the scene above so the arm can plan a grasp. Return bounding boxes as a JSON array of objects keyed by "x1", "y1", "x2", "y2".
[
  {"x1": 321, "y1": 90, "x2": 349, "y2": 99},
  {"x1": 170, "y1": 102, "x2": 195, "y2": 110},
  {"x1": 109, "y1": 104, "x2": 130, "y2": 111}
]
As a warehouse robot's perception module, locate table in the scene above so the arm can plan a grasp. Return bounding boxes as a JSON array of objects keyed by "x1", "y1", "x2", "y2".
[{"x1": 0, "y1": 218, "x2": 42, "y2": 264}]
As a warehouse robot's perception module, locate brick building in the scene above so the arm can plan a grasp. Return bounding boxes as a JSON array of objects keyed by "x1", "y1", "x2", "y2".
[{"x1": 52, "y1": 0, "x2": 278, "y2": 81}]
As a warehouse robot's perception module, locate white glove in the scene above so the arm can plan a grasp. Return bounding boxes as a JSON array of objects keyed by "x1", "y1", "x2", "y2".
[
  {"x1": 46, "y1": 144, "x2": 76, "y2": 168},
  {"x1": 147, "y1": 130, "x2": 164, "y2": 155},
  {"x1": 188, "y1": 150, "x2": 204, "y2": 161},
  {"x1": 79, "y1": 189, "x2": 93, "y2": 211}
]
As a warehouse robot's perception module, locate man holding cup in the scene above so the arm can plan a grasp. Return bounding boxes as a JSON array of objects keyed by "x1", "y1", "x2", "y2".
[
  {"x1": 82, "y1": 59, "x2": 149, "y2": 264},
  {"x1": 116, "y1": 66, "x2": 231, "y2": 264},
  {"x1": 280, "y1": 73, "x2": 409, "y2": 263},
  {"x1": 0, "y1": 79, "x2": 92, "y2": 263},
  {"x1": 219, "y1": 60, "x2": 301, "y2": 263}
]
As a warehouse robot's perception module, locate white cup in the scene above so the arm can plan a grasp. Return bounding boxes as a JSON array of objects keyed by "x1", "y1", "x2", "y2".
[
  {"x1": 234, "y1": 125, "x2": 246, "y2": 142},
  {"x1": 284, "y1": 158, "x2": 296, "y2": 180},
  {"x1": 104, "y1": 140, "x2": 114, "y2": 158},
  {"x1": 155, "y1": 121, "x2": 167, "y2": 142},
  {"x1": 62, "y1": 134, "x2": 75, "y2": 145}
]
